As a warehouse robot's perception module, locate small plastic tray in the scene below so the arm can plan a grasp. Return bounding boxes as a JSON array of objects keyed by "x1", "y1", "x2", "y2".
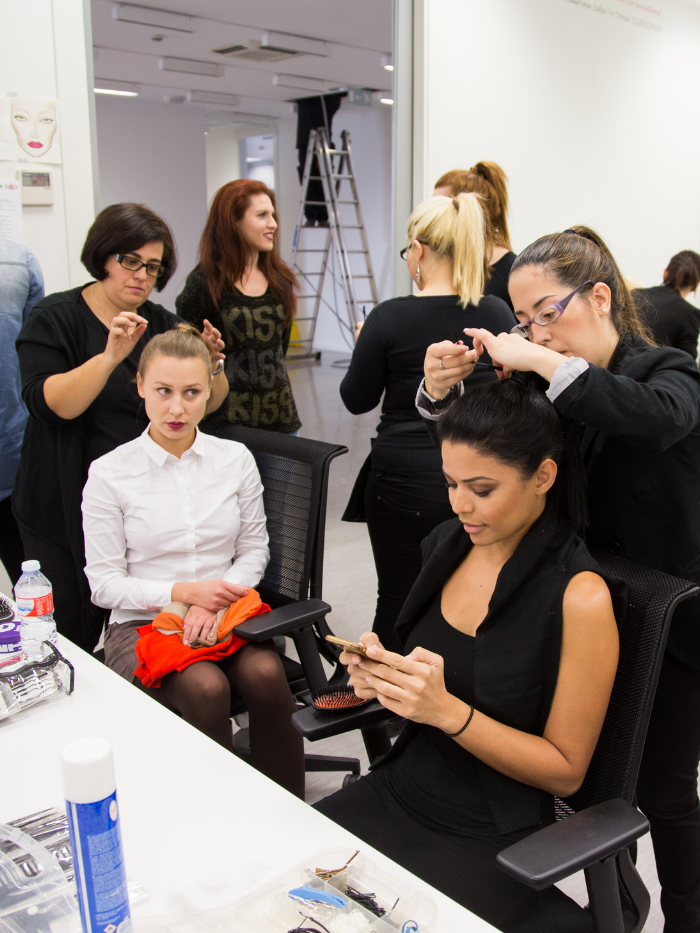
[{"x1": 234, "y1": 847, "x2": 436, "y2": 933}]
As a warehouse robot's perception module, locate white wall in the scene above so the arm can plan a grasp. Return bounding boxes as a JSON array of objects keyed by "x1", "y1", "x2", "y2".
[
  {"x1": 205, "y1": 122, "x2": 277, "y2": 207},
  {"x1": 414, "y1": 0, "x2": 700, "y2": 289},
  {"x1": 0, "y1": 0, "x2": 96, "y2": 294},
  {"x1": 95, "y1": 96, "x2": 208, "y2": 309}
]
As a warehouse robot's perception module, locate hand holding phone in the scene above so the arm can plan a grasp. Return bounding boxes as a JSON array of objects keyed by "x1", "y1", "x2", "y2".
[{"x1": 325, "y1": 635, "x2": 370, "y2": 659}]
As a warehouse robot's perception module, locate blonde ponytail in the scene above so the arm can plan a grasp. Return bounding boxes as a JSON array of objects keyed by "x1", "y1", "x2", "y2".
[{"x1": 406, "y1": 193, "x2": 486, "y2": 308}]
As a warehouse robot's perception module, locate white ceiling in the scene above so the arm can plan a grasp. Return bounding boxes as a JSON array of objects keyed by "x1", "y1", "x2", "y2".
[{"x1": 91, "y1": 0, "x2": 394, "y2": 123}]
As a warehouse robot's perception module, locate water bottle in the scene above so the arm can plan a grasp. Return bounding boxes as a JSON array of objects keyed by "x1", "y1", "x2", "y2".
[{"x1": 14, "y1": 560, "x2": 57, "y2": 660}]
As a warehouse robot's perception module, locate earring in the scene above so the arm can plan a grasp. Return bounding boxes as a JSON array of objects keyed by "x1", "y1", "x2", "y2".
[{"x1": 416, "y1": 262, "x2": 421, "y2": 284}]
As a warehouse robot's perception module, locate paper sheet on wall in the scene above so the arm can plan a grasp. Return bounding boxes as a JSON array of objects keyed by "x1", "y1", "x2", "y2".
[
  {"x1": 0, "y1": 96, "x2": 61, "y2": 164},
  {"x1": 0, "y1": 182, "x2": 23, "y2": 243}
]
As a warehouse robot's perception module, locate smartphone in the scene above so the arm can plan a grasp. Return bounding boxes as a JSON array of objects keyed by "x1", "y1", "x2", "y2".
[{"x1": 325, "y1": 635, "x2": 370, "y2": 659}]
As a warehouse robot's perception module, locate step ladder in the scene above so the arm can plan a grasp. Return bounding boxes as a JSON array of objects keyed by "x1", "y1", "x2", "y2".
[{"x1": 288, "y1": 127, "x2": 379, "y2": 361}]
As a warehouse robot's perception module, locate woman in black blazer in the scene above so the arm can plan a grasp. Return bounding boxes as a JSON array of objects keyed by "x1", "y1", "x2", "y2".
[{"x1": 421, "y1": 226, "x2": 700, "y2": 932}]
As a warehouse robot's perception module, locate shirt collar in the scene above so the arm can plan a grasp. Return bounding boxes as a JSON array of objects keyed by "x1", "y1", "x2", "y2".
[{"x1": 140, "y1": 425, "x2": 207, "y2": 465}]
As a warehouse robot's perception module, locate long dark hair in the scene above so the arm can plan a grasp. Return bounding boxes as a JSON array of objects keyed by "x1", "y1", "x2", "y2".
[
  {"x1": 512, "y1": 225, "x2": 653, "y2": 343},
  {"x1": 437, "y1": 380, "x2": 587, "y2": 532},
  {"x1": 198, "y1": 179, "x2": 297, "y2": 325}
]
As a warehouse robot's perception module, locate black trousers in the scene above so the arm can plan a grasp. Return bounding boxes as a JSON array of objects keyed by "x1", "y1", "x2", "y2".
[
  {"x1": 315, "y1": 771, "x2": 593, "y2": 933},
  {"x1": 0, "y1": 495, "x2": 25, "y2": 587},
  {"x1": 363, "y1": 469, "x2": 454, "y2": 653},
  {"x1": 17, "y1": 523, "x2": 105, "y2": 653},
  {"x1": 637, "y1": 652, "x2": 700, "y2": 932}
]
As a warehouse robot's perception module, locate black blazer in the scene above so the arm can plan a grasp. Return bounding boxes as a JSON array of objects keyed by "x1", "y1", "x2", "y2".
[
  {"x1": 382, "y1": 503, "x2": 609, "y2": 835},
  {"x1": 635, "y1": 285, "x2": 700, "y2": 360}
]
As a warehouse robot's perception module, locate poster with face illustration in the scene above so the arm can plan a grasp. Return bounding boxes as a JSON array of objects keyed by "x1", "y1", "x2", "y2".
[{"x1": 0, "y1": 96, "x2": 61, "y2": 163}]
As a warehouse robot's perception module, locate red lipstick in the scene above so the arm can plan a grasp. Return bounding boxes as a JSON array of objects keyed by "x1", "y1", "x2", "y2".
[
  {"x1": 28, "y1": 141, "x2": 43, "y2": 149},
  {"x1": 167, "y1": 422, "x2": 185, "y2": 430}
]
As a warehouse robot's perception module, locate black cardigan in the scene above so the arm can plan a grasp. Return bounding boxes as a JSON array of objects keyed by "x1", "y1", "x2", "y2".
[
  {"x1": 13, "y1": 285, "x2": 181, "y2": 584},
  {"x1": 383, "y1": 502, "x2": 614, "y2": 834},
  {"x1": 422, "y1": 337, "x2": 700, "y2": 668}
]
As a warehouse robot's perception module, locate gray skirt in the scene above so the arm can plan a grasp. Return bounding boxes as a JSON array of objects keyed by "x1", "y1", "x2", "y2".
[{"x1": 103, "y1": 620, "x2": 146, "y2": 683}]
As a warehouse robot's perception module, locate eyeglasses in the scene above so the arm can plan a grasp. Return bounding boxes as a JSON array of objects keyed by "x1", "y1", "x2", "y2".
[
  {"x1": 510, "y1": 280, "x2": 593, "y2": 339},
  {"x1": 399, "y1": 240, "x2": 428, "y2": 261},
  {"x1": 112, "y1": 253, "x2": 165, "y2": 278}
]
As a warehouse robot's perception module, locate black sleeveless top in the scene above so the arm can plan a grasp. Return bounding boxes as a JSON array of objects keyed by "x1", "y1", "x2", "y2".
[
  {"x1": 381, "y1": 592, "x2": 493, "y2": 834},
  {"x1": 379, "y1": 500, "x2": 609, "y2": 835}
]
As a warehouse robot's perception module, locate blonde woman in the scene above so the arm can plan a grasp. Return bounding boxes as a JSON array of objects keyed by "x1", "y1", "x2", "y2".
[
  {"x1": 340, "y1": 194, "x2": 515, "y2": 651},
  {"x1": 82, "y1": 324, "x2": 304, "y2": 797},
  {"x1": 434, "y1": 162, "x2": 516, "y2": 310}
]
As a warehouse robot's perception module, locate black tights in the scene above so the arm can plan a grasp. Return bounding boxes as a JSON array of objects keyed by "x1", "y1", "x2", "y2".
[{"x1": 138, "y1": 641, "x2": 305, "y2": 799}]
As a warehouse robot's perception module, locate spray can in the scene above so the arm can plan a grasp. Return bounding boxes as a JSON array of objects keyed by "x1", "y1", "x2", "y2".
[{"x1": 61, "y1": 738, "x2": 131, "y2": 933}]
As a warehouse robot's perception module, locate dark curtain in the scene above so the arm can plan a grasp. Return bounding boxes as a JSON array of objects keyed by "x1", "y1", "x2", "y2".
[{"x1": 295, "y1": 93, "x2": 343, "y2": 225}]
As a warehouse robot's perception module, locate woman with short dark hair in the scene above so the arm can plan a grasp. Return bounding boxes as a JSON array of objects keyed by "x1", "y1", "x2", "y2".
[
  {"x1": 13, "y1": 203, "x2": 228, "y2": 651},
  {"x1": 635, "y1": 249, "x2": 700, "y2": 359}
]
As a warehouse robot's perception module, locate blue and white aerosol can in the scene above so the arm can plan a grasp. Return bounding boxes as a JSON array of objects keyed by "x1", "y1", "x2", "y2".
[{"x1": 61, "y1": 738, "x2": 131, "y2": 933}]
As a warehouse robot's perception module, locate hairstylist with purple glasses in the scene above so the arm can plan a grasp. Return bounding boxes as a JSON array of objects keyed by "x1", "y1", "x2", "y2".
[{"x1": 418, "y1": 225, "x2": 700, "y2": 932}]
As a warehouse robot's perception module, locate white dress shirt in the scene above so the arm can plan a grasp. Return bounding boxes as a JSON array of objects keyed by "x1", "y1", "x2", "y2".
[{"x1": 82, "y1": 427, "x2": 269, "y2": 625}]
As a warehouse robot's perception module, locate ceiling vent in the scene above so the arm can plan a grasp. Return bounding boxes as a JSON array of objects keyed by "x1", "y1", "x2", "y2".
[
  {"x1": 214, "y1": 33, "x2": 328, "y2": 62},
  {"x1": 213, "y1": 42, "x2": 301, "y2": 63}
]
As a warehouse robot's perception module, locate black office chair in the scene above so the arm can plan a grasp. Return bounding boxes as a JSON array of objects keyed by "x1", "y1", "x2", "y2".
[
  {"x1": 208, "y1": 424, "x2": 387, "y2": 778},
  {"x1": 293, "y1": 547, "x2": 698, "y2": 932}
]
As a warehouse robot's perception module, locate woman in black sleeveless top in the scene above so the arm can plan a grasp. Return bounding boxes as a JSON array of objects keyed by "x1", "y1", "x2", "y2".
[{"x1": 316, "y1": 382, "x2": 618, "y2": 932}]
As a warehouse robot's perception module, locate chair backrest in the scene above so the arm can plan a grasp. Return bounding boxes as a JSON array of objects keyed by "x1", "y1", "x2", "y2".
[
  {"x1": 562, "y1": 550, "x2": 697, "y2": 814},
  {"x1": 207, "y1": 425, "x2": 347, "y2": 608}
]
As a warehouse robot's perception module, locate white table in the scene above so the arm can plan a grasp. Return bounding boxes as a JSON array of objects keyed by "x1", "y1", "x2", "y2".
[{"x1": 0, "y1": 637, "x2": 495, "y2": 931}]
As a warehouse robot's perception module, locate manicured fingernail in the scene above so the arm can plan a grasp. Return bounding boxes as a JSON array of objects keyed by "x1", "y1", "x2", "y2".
[
  {"x1": 368, "y1": 646, "x2": 379, "y2": 657},
  {"x1": 366, "y1": 676, "x2": 373, "y2": 685}
]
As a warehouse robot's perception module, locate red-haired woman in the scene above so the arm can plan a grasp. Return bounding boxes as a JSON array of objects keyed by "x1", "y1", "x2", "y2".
[{"x1": 176, "y1": 179, "x2": 301, "y2": 434}]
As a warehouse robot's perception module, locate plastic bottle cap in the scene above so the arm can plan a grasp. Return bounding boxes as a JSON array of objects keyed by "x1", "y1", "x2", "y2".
[
  {"x1": 61, "y1": 737, "x2": 116, "y2": 804},
  {"x1": 21, "y1": 560, "x2": 40, "y2": 573}
]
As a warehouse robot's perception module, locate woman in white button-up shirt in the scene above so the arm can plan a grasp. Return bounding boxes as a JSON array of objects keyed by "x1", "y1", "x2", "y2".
[{"x1": 82, "y1": 324, "x2": 304, "y2": 797}]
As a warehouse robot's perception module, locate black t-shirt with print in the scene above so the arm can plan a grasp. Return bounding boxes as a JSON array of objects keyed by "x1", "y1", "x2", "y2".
[{"x1": 175, "y1": 269, "x2": 301, "y2": 433}]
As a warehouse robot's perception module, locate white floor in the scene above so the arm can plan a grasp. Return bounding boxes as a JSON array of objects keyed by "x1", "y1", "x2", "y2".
[{"x1": 0, "y1": 350, "x2": 668, "y2": 929}]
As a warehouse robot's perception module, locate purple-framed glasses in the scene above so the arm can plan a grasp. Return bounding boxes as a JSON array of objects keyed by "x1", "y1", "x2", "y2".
[{"x1": 510, "y1": 280, "x2": 594, "y2": 339}]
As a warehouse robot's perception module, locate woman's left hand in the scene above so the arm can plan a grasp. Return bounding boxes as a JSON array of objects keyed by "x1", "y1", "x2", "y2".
[
  {"x1": 201, "y1": 319, "x2": 226, "y2": 363},
  {"x1": 359, "y1": 643, "x2": 461, "y2": 729},
  {"x1": 182, "y1": 605, "x2": 219, "y2": 646}
]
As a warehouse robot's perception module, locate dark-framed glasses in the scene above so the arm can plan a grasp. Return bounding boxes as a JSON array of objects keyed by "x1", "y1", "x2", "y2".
[
  {"x1": 510, "y1": 280, "x2": 594, "y2": 339},
  {"x1": 400, "y1": 246, "x2": 409, "y2": 261},
  {"x1": 113, "y1": 253, "x2": 165, "y2": 278}
]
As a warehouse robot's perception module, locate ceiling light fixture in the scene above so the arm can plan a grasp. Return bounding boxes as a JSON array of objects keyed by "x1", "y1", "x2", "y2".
[
  {"x1": 187, "y1": 90, "x2": 241, "y2": 106},
  {"x1": 159, "y1": 57, "x2": 223, "y2": 77},
  {"x1": 94, "y1": 79, "x2": 140, "y2": 96},
  {"x1": 95, "y1": 87, "x2": 139, "y2": 96},
  {"x1": 380, "y1": 98, "x2": 394, "y2": 105},
  {"x1": 273, "y1": 73, "x2": 337, "y2": 92},
  {"x1": 112, "y1": 4, "x2": 197, "y2": 33},
  {"x1": 381, "y1": 56, "x2": 394, "y2": 71}
]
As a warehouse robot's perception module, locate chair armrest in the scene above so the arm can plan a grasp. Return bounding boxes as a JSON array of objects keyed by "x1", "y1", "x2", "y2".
[
  {"x1": 496, "y1": 798, "x2": 649, "y2": 890},
  {"x1": 292, "y1": 700, "x2": 394, "y2": 740},
  {"x1": 235, "y1": 599, "x2": 331, "y2": 640}
]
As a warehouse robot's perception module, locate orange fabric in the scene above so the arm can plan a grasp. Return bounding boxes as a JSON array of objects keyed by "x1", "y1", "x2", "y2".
[{"x1": 134, "y1": 589, "x2": 270, "y2": 688}]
